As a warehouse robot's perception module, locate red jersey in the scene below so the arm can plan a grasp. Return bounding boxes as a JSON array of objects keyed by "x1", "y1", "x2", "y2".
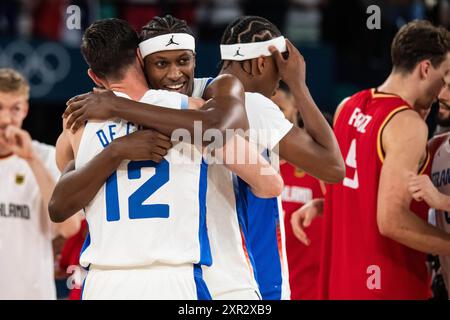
[
  {"x1": 59, "y1": 219, "x2": 88, "y2": 300},
  {"x1": 281, "y1": 162, "x2": 324, "y2": 300},
  {"x1": 319, "y1": 89, "x2": 431, "y2": 300}
]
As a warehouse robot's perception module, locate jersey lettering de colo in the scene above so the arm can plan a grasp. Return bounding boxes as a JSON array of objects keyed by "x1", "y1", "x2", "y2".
[{"x1": 77, "y1": 90, "x2": 211, "y2": 269}]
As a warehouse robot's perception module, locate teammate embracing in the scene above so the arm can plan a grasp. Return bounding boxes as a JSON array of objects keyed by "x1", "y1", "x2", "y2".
[
  {"x1": 62, "y1": 15, "x2": 344, "y2": 300},
  {"x1": 49, "y1": 18, "x2": 282, "y2": 300}
]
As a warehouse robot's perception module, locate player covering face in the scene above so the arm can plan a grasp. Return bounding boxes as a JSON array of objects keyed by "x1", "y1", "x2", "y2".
[{"x1": 0, "y1": 68, "x2": 80, "y2": 300}]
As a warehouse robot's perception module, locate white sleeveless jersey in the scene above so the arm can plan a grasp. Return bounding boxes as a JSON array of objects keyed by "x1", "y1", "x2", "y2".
[
  {"x1": 430, "y1": 137, "x2": 450, "y2": 295},
  {"x1": 77, "y1": 90, "x2": 211, "y2": 269},
  {"x1": 193, "y1": 78, "x2": 293, "y2": 299},
  {"x1": 0, "y1": 141, "x2": 59, "y2": 299}
]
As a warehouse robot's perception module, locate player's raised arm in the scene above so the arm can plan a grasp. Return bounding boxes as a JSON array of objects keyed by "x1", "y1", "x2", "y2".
[
  {"x1": 377, "y1": 110, "x2": 450, "y2": 256},
  {"x1": 270, "y1": 41, "x2": 345, "y2": 183},
  {"x1": 63, "y1": 74, "x2": 248, "y2": 139}
]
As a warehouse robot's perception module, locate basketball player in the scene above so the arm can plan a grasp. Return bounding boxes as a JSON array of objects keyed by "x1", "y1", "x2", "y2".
[
  {"x1": 408, "y1": 74, "x2": 450, "y2": 298},
  {"x1": 63, "y1": 15, "x2": 345, "y2": 300},
  {"x1": 50, "y1": 19, "x2": 282, "y2": 300},
  {"x1": 317, "y1": 20, "x2": 450, "y2": 300},
  {"x1": 272, "y1": 82, "x2": 327, "y2": 300},
  {"x1": 212, "y1": 16, "x2": 343, "y2": 300},
  {"x1": 434, "y1": 91, "x2": 450, "y2": 135},
  {"x1": 0, "y1": 68, "x2": 80, "y2": 299}
]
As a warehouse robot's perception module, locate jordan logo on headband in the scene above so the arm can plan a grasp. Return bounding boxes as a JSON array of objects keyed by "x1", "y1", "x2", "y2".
[
  {"x1": 166, "y1": 35, "x2": 180, "y2": 47},
  {"x1": 234, "y1": 47, "x2": 244, "y2": 57}
]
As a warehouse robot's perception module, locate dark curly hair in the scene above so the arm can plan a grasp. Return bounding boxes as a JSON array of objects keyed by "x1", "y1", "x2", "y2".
[
  {"x1": 219, "y1": 16, "x2": 282, "y2": 72},
  {"x1": 140, "y1": 15, "x2": 194, "y2": 42}
]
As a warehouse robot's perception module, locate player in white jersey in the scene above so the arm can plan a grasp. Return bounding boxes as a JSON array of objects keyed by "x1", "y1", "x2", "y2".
[
  {"x1": 408, "y1": 76, "x2": 450, "y2": 298},
  {"x1": 198, "y1": 16, "x2": 344, "y2": 300},
  {"x1": 74, "y1": 91, "x2": 210, "y2": 300},
  {"x1": 50, "y1": 19, "x2": 283, "y2": 300},
  {"x1": 63, "y1": 15, "x2": 344, "y2": 300},
  {"x1": 193, "y1": 79, "x2": 294, "y2": 299},
  {"x1": 0, "y1": 68, "x2": 80, "y2": 299}
]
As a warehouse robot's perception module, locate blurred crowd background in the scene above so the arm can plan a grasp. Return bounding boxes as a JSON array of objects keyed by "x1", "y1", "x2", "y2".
[{"x1": 1, "y1": 1, "x2": 449, "y2": 139}]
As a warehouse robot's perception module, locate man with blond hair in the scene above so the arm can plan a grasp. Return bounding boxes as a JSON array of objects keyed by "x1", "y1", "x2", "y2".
[{"x1": 0, "y1": 68, "x2": 80, "y2": 299}]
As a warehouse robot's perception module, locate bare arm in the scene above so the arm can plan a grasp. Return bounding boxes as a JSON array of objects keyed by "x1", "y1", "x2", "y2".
[
  {"x1": 55, "y1": 132, "x2": 74, "y2": 171},
  {"x1": 290, "y1": 179, "x2": 326, "y2": 245},
  {"x1": 377, "y1": 110, "x2": 450, "y2": 256},
  {"x1": 49, "y1": 129, "x2": 280, "y2": 223},
  {"x1": 1, "y1": 127, "x2": 54, "y2": 211},
  {"x1": 64, "y1": 74, "x2": 248, "y2": 139},
  {"x1": 279, "y1": 125, "x2": 344, "y2": 183},
  {"x1": 49, "y1": 129, "x2": 172, "y2": 223},
  {"x1": 271, "y1": 40, "x2": 345, "y2": 183},
  {"x1": 0, "y1": 126, "x2": 80, "y2": 238},
  {"x1": 28, "y1": 153, "x2": 80, "y2": 238},
  {"x1": 409, "y1": 174, "x2": 450, "y2": 212},
  {"x1": 49, "y1": 151, "x2": 120, "y2": 223},
  {"x1": 216, "y1": 134, "x2": 283, "y2": 198},
  {"x1": 408, "y1": 133, "x2": 450, "y2": 211},
  {"x1": 291, "y1": 197, "x2": 324, "y2": 245}
]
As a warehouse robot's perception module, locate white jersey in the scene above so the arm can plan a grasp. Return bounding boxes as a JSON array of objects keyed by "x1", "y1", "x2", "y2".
[
  {"x1": 0, "y1": 141, "x2": 60, "y2": 300},
  {"x1": 430, "y1": 137, "x2": 450, "y2": 297},
  {"x1": 193, "y1": 78, "x2": 293, "y2": 299},
  {"x1": 77, "y1": 90, "x2": 211, "y2": 269}
]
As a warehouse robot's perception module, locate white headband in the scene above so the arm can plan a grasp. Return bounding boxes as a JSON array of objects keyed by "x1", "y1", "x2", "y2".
[
  {"x1": 139, "y1": 33, "x2": 195, "y2": 58},
  {"x1": 220, "y1": 36, "x2": 287, "y2": 61}
]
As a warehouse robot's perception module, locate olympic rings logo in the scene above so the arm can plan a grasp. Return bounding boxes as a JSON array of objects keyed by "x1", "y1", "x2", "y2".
[{"x1": 0, "y1": 41, "x2": 71, "y2": 98}]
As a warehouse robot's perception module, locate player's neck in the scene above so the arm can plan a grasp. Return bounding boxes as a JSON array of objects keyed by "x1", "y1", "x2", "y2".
[
  {"x1": 108, "y1": 70, "x2": 148, "y2": 101},
  {"x1": 377, "y1": 73, "x2": 418, "y2": 107}
]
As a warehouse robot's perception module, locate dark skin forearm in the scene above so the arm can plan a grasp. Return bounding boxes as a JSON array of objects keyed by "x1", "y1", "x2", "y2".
[
  {"x1": 112, "y1": 75, "x2": 248, "y2": 138},
  {"x1": 65, "y1": 75, "x2": 248, "y2": 144},
  {"x1": 48, "y1": 146, "x2": 122, "y2": 223},
  {"x1": 111, "y1": 98, "x2": 242, "y2": 136},
  {"x1": 283, "y1": 84, "x2": 345, "y2": 183},
  {"x1": 292, "y1": 84, "x2": 337, "y2": 154},
  {"x1": 270, "y1": 40, "x2": 345, "y2": 183}
]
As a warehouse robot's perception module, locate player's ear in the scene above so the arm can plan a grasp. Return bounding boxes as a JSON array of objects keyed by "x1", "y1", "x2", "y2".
[
  {"x1": 256, "y1": 56, "x2": 266, "y2": 75},
  {"x1": 418, "y1": 60, "x2": 431, "y2": 79},
  {"x1": 21, "y1": 100, "x2": 29, "y2": 120},
  {"x1": 87, "y1": 68, "x2": 106, "y2": 88},
  {"x1": 136, "y1": 48, "x2": 144, "y2": 68}
]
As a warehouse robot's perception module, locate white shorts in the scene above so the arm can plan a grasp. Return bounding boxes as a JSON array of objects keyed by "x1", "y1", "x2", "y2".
[
  {"x1": 82, "y1": 264, "x2": 211, "y2": 300},
  {"x1": 213, "y1": 289, "x2": 261, "y2": 300}
]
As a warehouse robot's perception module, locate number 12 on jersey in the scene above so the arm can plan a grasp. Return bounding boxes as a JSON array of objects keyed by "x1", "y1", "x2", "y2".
[{"x1": 105, "y1": 159, "x2": 170, "y2": 221}]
